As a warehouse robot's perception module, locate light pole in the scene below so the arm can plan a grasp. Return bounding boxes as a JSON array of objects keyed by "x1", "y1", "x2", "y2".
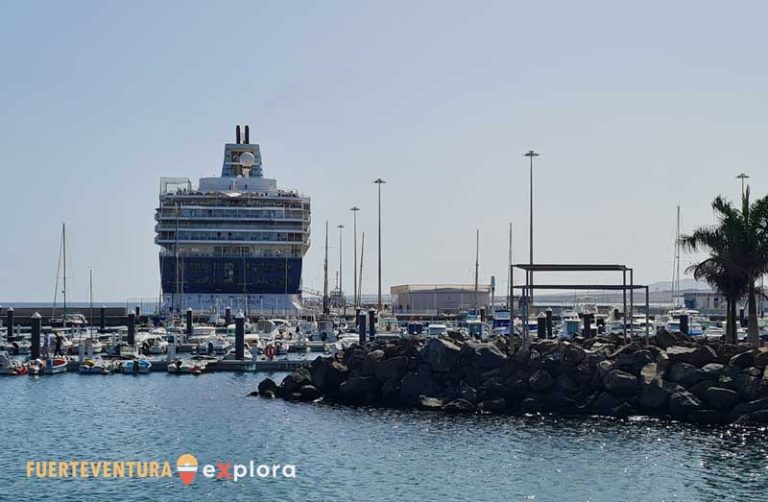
[
  {"x1": 524, "y1": 150, "x2": 539, "y2": 305},
  {"x1": 737, "y1": 173, "x2": 750, "y2": 197},
  {"x1": 337, "y1": 224, "x2": 344, "y2": 315},
  {"x1": 350, "y1": 206, "x2": 360, "y2": 307},
  {"x1": 373, "y1": 178, "x2": 386, "y2": 312}
]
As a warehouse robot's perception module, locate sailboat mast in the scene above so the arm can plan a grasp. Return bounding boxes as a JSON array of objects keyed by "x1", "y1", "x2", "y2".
[
  {"x1": 358, "y1": 232, "x2": 365, "y2": 304},
  {"x1": 89, "y1": 267, "x2": 93, "y2": 339},
  {"x1": 474, "y1": 229, "x2": 479, "y2": 311},
  {"x1": 671, "y1": 206, "x2": 681, "y2": 306},
  {"x1": 323, "y1": 220, "x2": 329, "y2": 315},
  {"x1": 62, "y1": 223, "x2": 67, "y2": 329}
]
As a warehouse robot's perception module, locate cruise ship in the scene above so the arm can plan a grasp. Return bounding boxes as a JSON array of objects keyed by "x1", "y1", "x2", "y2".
[{"x1": 155, "y1": 126, "x2": 311, "y2": 314}]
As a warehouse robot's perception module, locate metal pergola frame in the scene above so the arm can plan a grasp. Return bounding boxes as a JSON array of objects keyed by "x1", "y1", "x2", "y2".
[{"x1": 511, "y1": 263, "x2": 649, "y2": 348}]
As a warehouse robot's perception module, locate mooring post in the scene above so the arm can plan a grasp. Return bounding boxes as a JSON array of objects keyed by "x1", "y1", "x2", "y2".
[
  {"x1": 99, "y1": 305, "x2": 106, "y2": 332},
  {"x1": 135, "y1": 306, "x2": 140, "y2": 322},
  {"x1": 739, "y1": 307, "x2": 746, "y2": 328},
  {"x1": 127, "y1": 312, "x2": 135, "y2": 346},
  {"x1": 6, "y1": 308, "x2": 13, "y2": 339},
  {"x1": 235, "y1": 313, "x2": 245, "y2": 360},
  {"x1": 78, "y1": 341, "x2": 85, "y2": 363},
  {"x1": 30, "y1": 312, "x2": 41, "y2": 360},
  {"x1": 368, "y1": 309, "x2": 377, "y2": 340},
  {"x1": 546, "y1": 308, "x2": 553, "y2": 339},
  {"x1": 679, "y1": 313, "x2": 689, "y2": 336},
  {"x1": 225, "y1": 307, "x2": 232, "y2": 327},
  {"x1": 185, "y1": 308, "x2": 193, "y2": 340},
  {"x1": 357, "y1": 308, "x2": 365, "y2": 344},
  {"x1": 537, "y1": 313, "x2": 546, "y2": 340},
  {"x1": 583, "y1": 313, "x2": 593, "y2": 339}
]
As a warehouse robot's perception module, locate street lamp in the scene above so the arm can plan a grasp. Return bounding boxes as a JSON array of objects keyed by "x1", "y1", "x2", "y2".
[
  {"x1": 350, "y1": 206, "x2": 360, "y2": 307},
  {"x1": 373, "y1": 178, "x2": 386, "y2": 312},
  {"x1": 737, "y1": 173, "x2": 750, "y2": 197},
  {"x1": 337, "y1": 224, "x2": 344, "y2": 315},
  {"x1": 524, "y1": 150, "x2": 539, "y2": 305}
]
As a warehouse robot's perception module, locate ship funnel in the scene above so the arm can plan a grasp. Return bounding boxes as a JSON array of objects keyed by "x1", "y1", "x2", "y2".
[
  {"x1": 244, "y1": 125, "x2": 250, "y2": 144},
  {"x1": 236, "y1": 125, "x2": 241, "y2": 144}
]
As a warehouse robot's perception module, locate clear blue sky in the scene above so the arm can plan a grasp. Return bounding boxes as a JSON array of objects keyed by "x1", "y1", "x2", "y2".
[{"x1": 1, "y1": 0, "x2": 765, "y2": 302}]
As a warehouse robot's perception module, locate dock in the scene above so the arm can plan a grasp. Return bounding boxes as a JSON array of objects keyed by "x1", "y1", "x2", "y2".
[{"x1": 65, "y1": 358, "x2": 309, "y2": 374}]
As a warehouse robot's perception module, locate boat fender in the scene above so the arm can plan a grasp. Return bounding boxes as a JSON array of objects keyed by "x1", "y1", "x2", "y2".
[{"x1": 264, "y1": 345, "x2": 276, "y2": 359}]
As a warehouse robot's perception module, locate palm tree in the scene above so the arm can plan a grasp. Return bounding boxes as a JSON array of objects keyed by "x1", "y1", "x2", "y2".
[{"x1": 680, "y1": 190, "x2": 768, "y2": 345}]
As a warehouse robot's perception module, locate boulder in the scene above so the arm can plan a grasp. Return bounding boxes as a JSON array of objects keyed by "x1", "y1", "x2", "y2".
[
  {"x1": 399, "y1": 371, "x2": 443, "y2": 404},
  {"x1": 688, "y1": 409, "x2": 722, "y2": 425},
  {"x1": 729, "y1": 350, "x2": 755, "y2": 369},
  {"x1": 442, "y1": 398, "x2": 476, "y2": 413},
  {"x1": 735, "y1": 373, "x2": 760, "y2": 401},
  {"x1": 592, "y1": 391, "x2": 621, "y2": 415},
  {"x1": 669, "y1": 390, "x2": 704, "y2": 420},
  {"x1": 656, "y1": 329, "x2": 691, "y2": 349},
  {"x1": 703, "y1": 386, "x2": 740, "y2": 410},
  {"x1": 604, "y1": 369, "x2": 640, "y2": 396},
  {"x1": 616, "y1": 349, "x2": 655, "y2": 376},
  {"x1": 463, "y1": 341, "x2": 508, "y2": 370},
  {"x1": 257, "y1": 377, "x2": 278, "y2": 398},
  {"x1": 687, "y1": 380, "x2": 717, "y2": 401},
  {"x1": 521, "y1": 396, "x2": 544, "y2": 413},
  {"x1": 753, "y1": 348, "x2": 768, "y2": 369},
  {"x1": 734, "y1": 409, "x2": 768, "y2": 424},
  {"x1": 640, "y1": 363, "x2": 658, "y2": 384},
  {"x1": 298, "y1": 384, "x2": 322, "y2": 401},
  {"x1": 554, "y1": 372, "x2": 580, "y2": 395},
  {"x1": 543, "y1": 391, "x2": 578, "y2": 414},
  {"x1": 339, "y1": 376, "x2": 379, "y2": 404},
  {"x1": 479, "y1": 377, "x2": 507, "y2": 400},
  {"x1": 478, "y1": 397, "x2": 507, "y2": 412},
  {"x1": 639, "y1": 379, "x2": 685, "y2": 411},
  {"x1": 528, "y1": 369, "x2": 554, "y2": 392},
  {"x1": 421, "y1": 338, "x2": 462, "y2": 373},
  {"x1": 668, "y1": 362, "x2": 704, "y2": 388},
  {"x1": 689, "y1": 345, "x2": 718, "y2": 368},
  {"x1": 342, "y1": 346, "x2": 367, "y2": 370},
  {"x1": 459, "y1": 382, "x2": 478, "y2": 403},
  {"x1": 730, "y1": 397, "x2": 768, "y2": 420},
  {"x1": 701, "y1": 363, "x2": 725, "y2": 379},
  {"x1": 374, "y1": 356, "x2": 409, "y2": 383},
  {"x1": 666, "y1": 346, "x2": 698, "y2": 364},
  {"x1": 310, "y1": 357, "x2": 348, "y2": 393},
  {"x1": 279, "y1": 367, "x2": 313, "y2": 396},
  {"x1": 503, "y1": 376, "x2": 529, "y2": 400},
  {"x1": 362, "y1": 349, "x2": 386, "y2": 377}
]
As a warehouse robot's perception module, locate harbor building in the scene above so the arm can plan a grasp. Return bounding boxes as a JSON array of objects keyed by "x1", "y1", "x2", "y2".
[
  {"x1": 155, "y1": 126, "x2": 311, "y2": 314},
  {"x1": 390, "y1": 284, "x2": 491, "y2": 315}
]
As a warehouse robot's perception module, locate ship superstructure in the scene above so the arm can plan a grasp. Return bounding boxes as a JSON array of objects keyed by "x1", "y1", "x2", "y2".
[{"x1": 155, "y1": 126, "x2": 311, "y2": 314}]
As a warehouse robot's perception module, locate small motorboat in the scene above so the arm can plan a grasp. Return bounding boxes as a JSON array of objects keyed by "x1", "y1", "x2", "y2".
[
  {"x1": 121, "y1": 357, "x2": 152, "y2": 375},
  {"x1": 167, "y1": 359, "x2": 205, "y2": 375},
  {"x1": 0, "y1": 351, "x2": 28, "y2": 375},
  {"x1": 43, "y1": 357, "x2": 68, "y2": 375},
  {"x1": 78, "y1": 359, "x2": 113, "y2": 375},
  {"x1": 196, "y1": 336, "x2": 232, "y2": 356}
]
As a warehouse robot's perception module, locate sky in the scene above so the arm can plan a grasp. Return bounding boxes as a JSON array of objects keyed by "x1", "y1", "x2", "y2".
[{"x1": 1, "y1": 0, "x2": 766, "y2": 302}]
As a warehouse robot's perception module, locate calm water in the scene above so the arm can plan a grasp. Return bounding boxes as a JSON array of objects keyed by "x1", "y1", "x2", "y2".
[{"x1": 2, "y1": 372, "x2": 768, "y2": 502}]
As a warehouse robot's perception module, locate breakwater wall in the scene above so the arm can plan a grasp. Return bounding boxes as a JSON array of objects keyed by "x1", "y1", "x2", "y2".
[{"x1": 255, "y1": 331, "x2": 768, "y2": 425}]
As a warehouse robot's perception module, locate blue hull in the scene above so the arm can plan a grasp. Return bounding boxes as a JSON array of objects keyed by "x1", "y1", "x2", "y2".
[{"x1": 160, "y1": 256, "x2": 302, "y2": 295}]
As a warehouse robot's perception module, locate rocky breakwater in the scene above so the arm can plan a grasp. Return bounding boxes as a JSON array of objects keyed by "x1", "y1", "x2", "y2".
[{"x1": 253, "y1": 330, "x2": 768, "y2": 425}]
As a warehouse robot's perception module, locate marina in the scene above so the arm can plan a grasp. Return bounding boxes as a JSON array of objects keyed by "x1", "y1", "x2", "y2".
[{"x1": 5, "y1": 2, "x2": 768, "y2": 500}]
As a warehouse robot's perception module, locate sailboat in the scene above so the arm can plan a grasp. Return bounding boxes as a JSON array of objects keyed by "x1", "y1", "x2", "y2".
[{"x1": 50, "y1": 223, "x2": 87, "y2": 330}]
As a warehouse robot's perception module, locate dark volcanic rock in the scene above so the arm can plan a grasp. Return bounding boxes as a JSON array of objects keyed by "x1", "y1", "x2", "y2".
[
  {"x1": 734, "y1": 410, "x2": 768, "y2": 424},
  {"x1": 257, "y1": 377, "x2": 278, "y2": 398},
  {"x1": 463, "y1": 341, "x2": 508, "y2": 370},
  {"x1": 701, "y1": 363, "x2": 725, "y2": 379},
  {"x1": 478, "y1": 397, "x2": 507, "y2": 412},
  {"x1": 298, "y1": 384, "x2": 322, "y2": 401},
  {"x1": 753, "y1": 348, "x2": 768, "y2": 369},
  {"x1": 279, "y1": 367, "x2": 313, "y2": 397},
  {"x1": 730, "y1": 350, "x2": 755, "y2": 369},
  {"x1": 704, "y1": 387, "x2": 740, "y2": 410},
  {"x1": 656, "y1": 330, "x2": 692, "y2": 350},
  {"x1": 442, "y1": 398, "x2": 476, "y2": 413},
  {"x1": 374, "y1": 356, "x2": 408, "y2": 383},
  {"x1": 419, "y1": 395, "x2": 446, "y2": 410},
  {"x1": 639, "y1": 379, "x2": 684, "y2": 411},
  {"x1": 604, "y1": 369, "x2": 640, "y2": 396},
  {"x1": 668, "y1": 363, "x2": 704, "y2": 388},
  {"x1": 310, "y1": 357, "x2": 348, "y2": 393},
  {"x1": 616, "y1": 349, "x2": 655, "y2": 376},
  {"x1": 339, "y1": 376, "x2": 378, "y2": 404},
  {"x1": 666, "y1": 346, "x2": 698, "y2": 365},
  {"x1": 689, "y1": 345, "x2": 718, "y2": 368},
  {"x1": 362, "y1": 349, "x2": 386, "y2": 377},
  {"x1": 592, "y1": 392, "x2": 621, "y2": 415},
  {"x1": 528, "y1": 369, "x2": 554, "y2": 392},
  {"x1": 421, "y1": 338, "x2": 462, "y2": 373},
  {"x1": 399, "y1": 371, "x2": 443, "y2": 404},
  {"x1": 688, "y1": 409, "x2": 722, "y2": 425},
  {"x1": 669, "y1": 391, "x2": 704, "y2": 420}
]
